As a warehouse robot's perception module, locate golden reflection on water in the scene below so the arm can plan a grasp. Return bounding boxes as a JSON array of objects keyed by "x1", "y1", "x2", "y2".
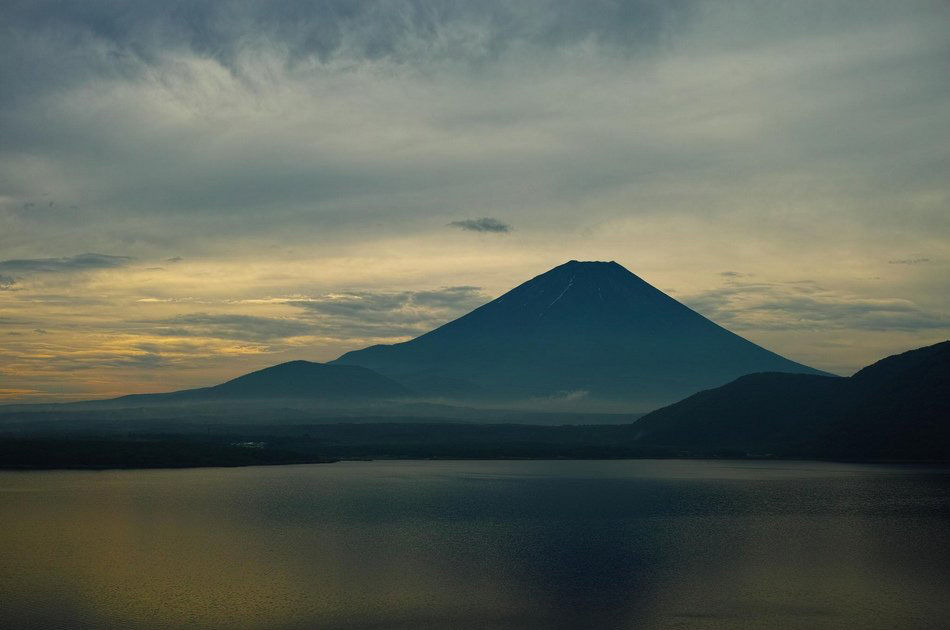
[
  {"x1": 1, "y1": 461, "x2": 948, "y2": 630},
  {"x1": 0, "y1": 468, "x2": 530, "y2": 629}
]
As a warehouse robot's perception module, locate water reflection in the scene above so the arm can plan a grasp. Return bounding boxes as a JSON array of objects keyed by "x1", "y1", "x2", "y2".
[{"x1": 1, "y1": 460, "x2": 948, "y2": 629}]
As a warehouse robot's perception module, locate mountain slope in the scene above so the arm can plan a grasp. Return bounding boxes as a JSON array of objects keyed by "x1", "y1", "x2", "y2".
[
  {"x1": 111, "y1": 361, "x2": 413, "y2": 404},
  {"x1": 631, "y1": 341, "x2": 950, "y2": 458},
  {"x1": 334, "y1": 260, "x2": 824, "y2": 408}
]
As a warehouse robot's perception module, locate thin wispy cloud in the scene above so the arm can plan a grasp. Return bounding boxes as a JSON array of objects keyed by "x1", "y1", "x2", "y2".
[
  {"x1": 684, "y1": 280, "x2": 947, "y2": 333},
  {"x1": 289, "y1": 286, "x2": 487, "y2": 338},
  {"x1": 0, "y1": 253, "x2": 133, "y2": 274},
  {"x1": 136, "y1": 314, "x2": 316, "y2": 342}
]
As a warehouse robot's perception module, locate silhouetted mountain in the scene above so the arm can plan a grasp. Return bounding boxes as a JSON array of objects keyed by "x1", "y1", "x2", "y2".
[
  {"x1": 334, "y1": 260, "x2": 825, "y2": 409},
  {"x1": 632, "y1": 341, "x2": 950, "y2": 459},
  {"x1": 110, "y1": 361, "x2": 413, "y2": 404}
]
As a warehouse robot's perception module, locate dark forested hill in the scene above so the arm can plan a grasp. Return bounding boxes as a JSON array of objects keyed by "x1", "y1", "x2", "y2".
[{"x1": 631, "y1": 341, "x2": 950, "y2": 459}]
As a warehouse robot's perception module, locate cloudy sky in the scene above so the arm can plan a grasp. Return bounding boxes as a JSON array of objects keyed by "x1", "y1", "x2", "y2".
[{"x1": 1, "y1": 0, "x2": 948, "y2": 401}]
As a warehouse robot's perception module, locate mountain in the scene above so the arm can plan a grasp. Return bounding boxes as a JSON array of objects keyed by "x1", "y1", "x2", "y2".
[
  {"x1": 630, "y1": 341, "x2": 950, "y2": 459},
  {"x1": 109, "y1": 361, "x2": 413, "y2": 404},
  {"x1": 334, "y1": 260, "x2": 825, "y2": 409}
]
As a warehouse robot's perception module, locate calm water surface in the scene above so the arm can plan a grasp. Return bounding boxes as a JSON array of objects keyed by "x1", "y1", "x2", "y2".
[{"x1": 1, "y1": 460, "x2": 948, "y2": 629}]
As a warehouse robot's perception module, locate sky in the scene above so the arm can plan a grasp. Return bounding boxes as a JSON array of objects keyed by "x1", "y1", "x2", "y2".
[{"x1": 1, "y1": 0, "x2": 948, "y2": 402}]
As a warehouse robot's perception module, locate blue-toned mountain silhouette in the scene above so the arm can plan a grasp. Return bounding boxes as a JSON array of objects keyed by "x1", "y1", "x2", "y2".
[
  {"x1": 334, "y1": 260, "x2": 826, "y2": 408},
  {"x1": 111, "y1": 361, "x2": 412, "y2": 404}
]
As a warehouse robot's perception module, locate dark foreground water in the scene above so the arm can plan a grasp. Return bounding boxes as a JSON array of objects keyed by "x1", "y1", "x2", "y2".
[{"x1": 1, "y1": 460, "x2": 948, "y2": 630}]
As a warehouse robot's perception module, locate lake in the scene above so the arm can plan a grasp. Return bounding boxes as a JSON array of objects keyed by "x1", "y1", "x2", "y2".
[{"x1": 1, "y1": 460, "x2": 948, "y2": 629}]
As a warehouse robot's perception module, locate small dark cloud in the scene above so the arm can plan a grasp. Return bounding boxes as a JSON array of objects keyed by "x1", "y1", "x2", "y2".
[
  {"x1": 448, "y1": 218, "x2": 512, "y2": 233},
  {"x1": 0, "y1": 275, "x2": 16, "y2": 290},
  {"x1": 0, "y1": 253, "x2": 133, "y2": 274},
  {"x1": 720, "y1": 271, "x2": 747, "y2": 278},
  {"x1": 166, "y1": 256, "x2": 183, "y2": 263},
  {"x1": 888, "y1": 258, "x2": 930, "y2": 265},
  {"x1": 145, "y1": 267, "x2": 165, "y2": 271},
  {"x1": 33, "y1": 329, "x2": 48, "y2": 335}
]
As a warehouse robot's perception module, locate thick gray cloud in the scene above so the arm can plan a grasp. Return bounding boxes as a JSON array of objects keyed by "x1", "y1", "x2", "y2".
[
  {"x1": 1, "y1": 0, "x2": 946, "y2": 257},
  {"x1": 0, "y1": 0, "x2": 691, "y2": 75},
  {"x1": 0, "y1": 253, "x2": 133, "y2": 274},
  {"x1": 448, "y1": 218, "x2": 512, "y2": 233}
]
